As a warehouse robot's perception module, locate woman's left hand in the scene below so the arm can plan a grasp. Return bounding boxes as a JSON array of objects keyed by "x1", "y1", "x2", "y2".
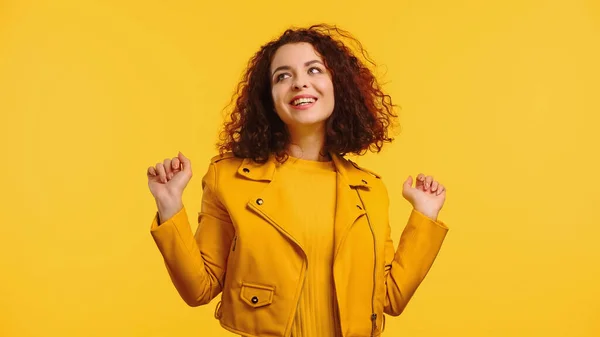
[{"x1": 402, "y1": 174, "x2": 446, "y2": 221}]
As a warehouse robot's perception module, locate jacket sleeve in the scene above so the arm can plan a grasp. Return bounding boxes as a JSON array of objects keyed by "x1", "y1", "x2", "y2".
[
  {"x1": 383, "y1": 208, "x2": 448, "y2": 316},
  {"x1": 149, "y1": 162, "x2": 234, "y2": 307}
]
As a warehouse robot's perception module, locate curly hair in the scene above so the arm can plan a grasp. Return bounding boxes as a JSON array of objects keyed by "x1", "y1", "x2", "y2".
[{"x1": 217, "y1": 24, "x2": 398, "y2": 163}]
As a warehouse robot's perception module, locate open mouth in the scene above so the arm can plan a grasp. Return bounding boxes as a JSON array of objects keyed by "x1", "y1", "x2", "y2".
[{"x1": 290, "y1": 97, "x2": 317, "y2": 106}]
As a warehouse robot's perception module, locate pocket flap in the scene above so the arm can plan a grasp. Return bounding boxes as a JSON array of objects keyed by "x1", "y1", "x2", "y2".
[{"x1": 240, "y1": 282, "x2": 274, "y2": 308}]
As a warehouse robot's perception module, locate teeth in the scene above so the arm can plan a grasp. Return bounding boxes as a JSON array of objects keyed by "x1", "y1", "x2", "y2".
[{"x1": 292, "y1": 97, "x2": 316, "y2": 106}]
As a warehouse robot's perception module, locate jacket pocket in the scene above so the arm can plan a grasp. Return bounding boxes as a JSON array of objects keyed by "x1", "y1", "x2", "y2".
[{"x1": 240, "y1": 282, "x2": 274, "y2": 308}]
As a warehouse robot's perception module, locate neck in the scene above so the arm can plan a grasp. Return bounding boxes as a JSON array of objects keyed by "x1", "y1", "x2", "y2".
[{"x1": 286, "y1": 125, "x2": 330, "y2": 162}]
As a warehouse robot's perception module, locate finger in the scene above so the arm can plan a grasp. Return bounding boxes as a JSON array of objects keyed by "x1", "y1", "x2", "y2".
[
  {"x1": 436, "y1": 185, "x2": 445, "y2": 196},
  {"x1": 403, "y1": 175, "x2": 413, "y2": 190},
  {"x1": 424, "y1": 175, "x2": 434, "y2": 190},
  {"x1": 402, "y1": 176, "x2": 417, "y2": 200},
  {"x1": 171, "y1": 157, "x2": 181, "y2": 171},
  {"x1": 163, "y1": 158, "x2": 173, "y2": 180},
  {"x1": 178, "y1": 151, "x2": 192, "y2": 174},
  {"x1": 416, "y1": 173, "x2": 425, "y2": 190},
  {"x1": 147, "y1": 166, "x2": 157, "y2": 177},
  {"x1": 430, "y1": 181, "x2": 439, "y2": 193},
  {"x1": 155, "y1": 162, "x2": 167, "y2": 183}
]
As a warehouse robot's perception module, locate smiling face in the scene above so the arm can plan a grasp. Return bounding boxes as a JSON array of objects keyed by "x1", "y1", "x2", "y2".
[{"x1": 270, "y1": 42, "x2": 335, "y2": 133}]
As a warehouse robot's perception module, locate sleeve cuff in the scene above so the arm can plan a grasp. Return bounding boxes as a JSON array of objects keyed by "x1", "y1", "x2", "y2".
[
  {"x1": 411, "y1": 208, "x2": 449, "y2": 230},
  {"x1": 150, "y1": 205, "x2": 187, "y2": 232}
]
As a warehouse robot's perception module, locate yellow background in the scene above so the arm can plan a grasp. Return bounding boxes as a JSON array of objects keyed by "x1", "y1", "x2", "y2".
[{"x1": 1, "y1": 0, "x2": 599, "y2": 336}]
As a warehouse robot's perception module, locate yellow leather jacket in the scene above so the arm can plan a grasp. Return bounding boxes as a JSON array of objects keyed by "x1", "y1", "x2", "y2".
[{"x1": 150, "y1": 152, "x2": 448, "y2": 337}]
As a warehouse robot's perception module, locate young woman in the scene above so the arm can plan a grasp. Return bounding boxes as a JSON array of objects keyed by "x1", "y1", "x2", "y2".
[{"x1": 147, "y1": 24, "x2": 449, "y2": 337}]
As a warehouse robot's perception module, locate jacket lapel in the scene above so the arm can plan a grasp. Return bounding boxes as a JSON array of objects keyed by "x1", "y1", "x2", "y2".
[
  {"x1": 238, "y1": 155, "x2": 307, "y2": 252},
  {"x1": 236, "y1": 153, "x2": 375, "y2": 259},
  {"x1": 330, "y1": 154, "x2": 372, "y2": 261}
]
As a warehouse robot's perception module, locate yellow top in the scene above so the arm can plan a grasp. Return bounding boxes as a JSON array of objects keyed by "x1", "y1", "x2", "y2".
[{"x1": 276, "y1": 156, "x2": 340, "y2": 337}]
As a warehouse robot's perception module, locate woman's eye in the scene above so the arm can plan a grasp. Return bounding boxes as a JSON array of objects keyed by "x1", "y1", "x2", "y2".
[
  {"x1": 309, "y1": 67, "x2": 322, "y2": 74},
  {"x1": 276, "y1": 73, "x2": 290, "y2": 82}
]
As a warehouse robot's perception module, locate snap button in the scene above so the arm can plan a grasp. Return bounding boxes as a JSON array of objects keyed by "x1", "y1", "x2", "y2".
[
  {"x1": 256, "y1": 198, "x2": 264, "y2": 205},
  {"x1": 243, "y1": 168, "x2": 250, "y2": 173},
  {"x1": 241, "y1": 282, "x2": 274, "y2": 308},
  {"x1": 362, "y1": 179, "x2": 368, "y2": 184}
]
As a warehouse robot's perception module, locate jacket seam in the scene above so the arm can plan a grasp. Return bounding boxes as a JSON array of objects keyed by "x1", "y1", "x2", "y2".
[
  {"x1": 167, "y1": 212, "x2": 213, "y2": 303},
  {"x1": 207, "y1": 162, "x2": 231, "y2": 220}
]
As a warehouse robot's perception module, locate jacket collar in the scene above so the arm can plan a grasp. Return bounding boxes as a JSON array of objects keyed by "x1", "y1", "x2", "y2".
[
  {"x1": 236, "y1": 152, "x2": 377, "y2": 188},
  {"x1": 236, "y1": 153, "x2": 277, "y2": 182}
]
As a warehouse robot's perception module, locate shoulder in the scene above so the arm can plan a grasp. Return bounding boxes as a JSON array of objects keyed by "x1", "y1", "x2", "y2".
[
  {"x1": 202, "y1": 152, "x2": 245, "y2": 192},
  {"x1": 208, "y1": 152, "x2": 245, "y2": 168},
  {"x1": 347, "y1": 158, "x2": 382, "y2": 180},
  {"x1": 343, "y1": 157, "x2": 390, "y2": 200},
  {"x1": 203, "y1": 152, "x2": 244, "y2": 182},
  {"x1": 210, "y1": 152, "x2": 238, "y2": 163}
]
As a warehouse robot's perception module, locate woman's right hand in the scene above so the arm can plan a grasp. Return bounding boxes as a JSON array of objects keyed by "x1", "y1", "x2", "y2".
[{"x1": 147, "y1": 151, "x2": 193, "y2": 222}]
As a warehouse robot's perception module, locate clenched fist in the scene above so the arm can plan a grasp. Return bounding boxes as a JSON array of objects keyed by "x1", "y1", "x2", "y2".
[
  {"x1": 402, "y1": 173, "x2": 446, "y2": 221},
  {"x1": 147, "y1": 151, "x2": 193, "y2": 223}
]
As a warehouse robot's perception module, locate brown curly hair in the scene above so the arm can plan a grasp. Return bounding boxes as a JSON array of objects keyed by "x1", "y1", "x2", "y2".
[{"x1": 217, "y1": 24, "x2": 398, "y2": 163}]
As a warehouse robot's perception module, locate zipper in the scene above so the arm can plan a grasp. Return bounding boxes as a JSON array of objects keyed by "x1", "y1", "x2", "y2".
[{"x1": 356, "y1": 190, "x2": 377, "y2": 337}]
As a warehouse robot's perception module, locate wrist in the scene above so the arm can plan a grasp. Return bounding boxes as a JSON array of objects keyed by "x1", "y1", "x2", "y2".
[
  {"x1": 414, "y1": 208, "x2": 439, "y2": 221},
  {"x1": 156, "y1": 199, "x2": 183, "y2": 224}
]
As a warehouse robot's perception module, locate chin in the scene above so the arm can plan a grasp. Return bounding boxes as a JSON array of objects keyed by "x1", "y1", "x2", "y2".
[
  {"x1": 291, "y1": 115, "x2": 329, "y2": 127},
  {"x1": 290, "y1": 108, "x2": 330, "y2": 120}
]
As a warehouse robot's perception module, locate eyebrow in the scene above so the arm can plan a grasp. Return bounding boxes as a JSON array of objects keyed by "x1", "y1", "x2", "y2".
[{"x1": 271, "y1": 60, "x2": 324, "y2": 78}]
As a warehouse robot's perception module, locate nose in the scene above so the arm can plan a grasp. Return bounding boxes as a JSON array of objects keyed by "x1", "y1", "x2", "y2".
[{"x1": 292, "y1": 74, "x2": 309, "y2": 90}]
